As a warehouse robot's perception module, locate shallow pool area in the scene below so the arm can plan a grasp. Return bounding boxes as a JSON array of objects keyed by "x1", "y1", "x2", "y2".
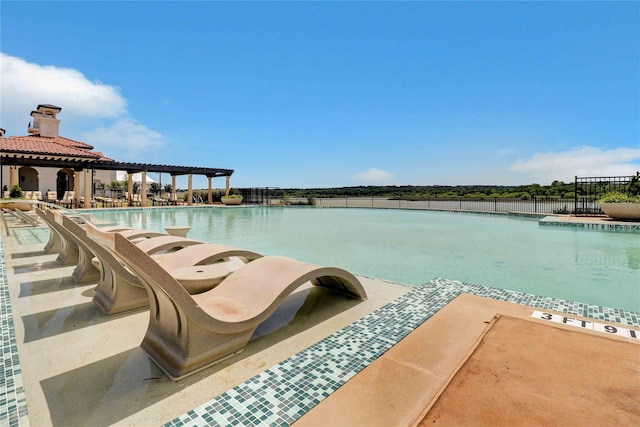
[
  {"x1": 88, "y1": 207, "x2": 640, "y2": 313},
  {"x1": 1, "y1": 207, "x2": 639, "y2": 426}
]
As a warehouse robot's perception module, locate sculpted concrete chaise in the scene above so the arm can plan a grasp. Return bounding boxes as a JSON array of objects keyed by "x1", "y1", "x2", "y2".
[
  {"x1": 38, "y1": 208, "x2": 196, "y2": 287},
  {"x1": 62, "y1": 215, "x2": 149, "y2": 315},
  {"x1": 34, "y1": 207, "x2": 80, "y2": 267},
  {"x1": 82, "y1": 221, "x2": 265, "y2": 315},
  {"x1": 87, "y1": 227, "x2": 368, "y2": 380},
  {"x1": 50, "y1": 209, "x2": 101, "y2": 284}
]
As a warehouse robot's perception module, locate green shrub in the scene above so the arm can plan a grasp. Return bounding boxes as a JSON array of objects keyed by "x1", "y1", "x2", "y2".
[
  {"x1": 599, "y1": 192, "x2": 640, "y2": 203},
  {"x1": 9, "y1": 185, "x2": 23, "y2": 199}
]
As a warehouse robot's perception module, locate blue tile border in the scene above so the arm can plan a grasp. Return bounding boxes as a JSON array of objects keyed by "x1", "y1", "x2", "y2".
[
  {"x1": 0, "y1": 237, "x2": 30, "y2": 427},
  {"x1": 164, "y1": 278, "x2": 640, "y2": 427},
  {"x1": 539, "y1": 216, "x2": 640, "y2": 233}
]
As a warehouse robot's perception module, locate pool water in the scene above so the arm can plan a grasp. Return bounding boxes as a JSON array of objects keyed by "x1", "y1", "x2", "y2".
[{"x1": 89, "y1": 207, "x2": 640, "y2": 312}]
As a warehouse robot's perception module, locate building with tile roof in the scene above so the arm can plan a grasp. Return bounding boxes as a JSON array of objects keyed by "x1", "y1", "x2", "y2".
[{"x1": 1, "y1": 105, "x2": 233, "y2": 207}]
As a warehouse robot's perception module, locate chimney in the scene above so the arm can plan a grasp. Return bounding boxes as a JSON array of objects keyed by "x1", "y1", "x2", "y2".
[
  {"x1": 28, "y1": 104, "x2": 62, "y2": 137},
  {"x1": 0, "y1": 128, "x2": 5, "y2": 138}
]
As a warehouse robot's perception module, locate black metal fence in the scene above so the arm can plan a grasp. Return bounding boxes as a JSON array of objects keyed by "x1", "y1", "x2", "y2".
[
  {"x1": 238, "y1": 187, "x2": 272, "y2": 205},
  {"x1": 574, "y1": 172, "x2": 639, "y2": 215},
  {"x1": 238, "y1": 174, "x2": 639, "y2": 216},
  {"x1": 314, "y1": 196, "x2": 576, "y2": 215}
]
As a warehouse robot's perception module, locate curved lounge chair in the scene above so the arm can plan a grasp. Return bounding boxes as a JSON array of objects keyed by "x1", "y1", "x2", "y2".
[
  {"x1": 118, "y1": 229, "x2": 166, "y2": 240},
  {"x1": 99, "y1": 225, "x2": 138, "y2": 232},
  {"x1": 49, "y1": 210, "x2": 101, "y2": 284},
  {"x1": 43, "y1": 222, "x2": 64, "y2": 254},
  {"x1": 156, "y1": 243, "x2": 263, "y2": 270},
  {"x1": 34, "y1": 208, "x2": 79, "y2": 267},
  {"x1": 89, "y1": 229, "x2": 367, "y2": 380},
  {"x1": 82, "y1": 221, "x2": 264, "y2": 315},
  {"x1": 66, "y1": 218, "x2": 148, "y2": 315},
  {"x1": 134, "y1": 235, "x2": 203, "y2": 256}
]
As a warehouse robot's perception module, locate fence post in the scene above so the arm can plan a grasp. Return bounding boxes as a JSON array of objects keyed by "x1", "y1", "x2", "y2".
[{"x1": 574, "y1": 175, "x2": 578, "y2": 215}]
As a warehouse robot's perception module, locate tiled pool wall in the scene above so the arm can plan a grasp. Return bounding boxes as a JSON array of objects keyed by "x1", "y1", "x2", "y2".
[
  {"x1": 0, "y1": 237, "x2": 30, "y2": 427},
  {"x1": 1, "y1": 221, "x2": 639, "y2": 427},
  {"x1": 539, "y1": 216, "x2": 640, "y2": 233},
  {"x1": 164, "y1": 278, "x2": 640, "y2": 427}
]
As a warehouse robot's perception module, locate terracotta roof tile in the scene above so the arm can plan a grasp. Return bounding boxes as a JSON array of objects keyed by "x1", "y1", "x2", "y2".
[{"x1": 1, "y1": 135, "x2": 113, "y2": 161}]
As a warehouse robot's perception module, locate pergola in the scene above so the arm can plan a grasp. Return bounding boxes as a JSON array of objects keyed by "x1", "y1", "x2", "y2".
[{"x1": 0, "y1": 153, "x2": 234, "y2": 208}]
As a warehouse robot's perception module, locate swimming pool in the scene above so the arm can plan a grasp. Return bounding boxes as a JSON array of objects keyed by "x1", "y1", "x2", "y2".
[{"x1": 88, "y1": 206, "x2": 640, "y2": 312}]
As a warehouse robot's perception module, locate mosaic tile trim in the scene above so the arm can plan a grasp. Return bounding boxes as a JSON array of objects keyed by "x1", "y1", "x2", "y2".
[
  {"x1": 316, "y1": 205, "x2": 547, "y2": 220},
  {"x1": 165, "y1": 278, "x2": 640, "y2": 427},
  {"x1": 0, "y1": 237, "x2": 30, "y2": 427},
  {"x1": 84, "y1": 205, "x2": 216, "y2": 213},
  {"x1": 539, "y1": 216, "x2": 640, "y2": 233}
]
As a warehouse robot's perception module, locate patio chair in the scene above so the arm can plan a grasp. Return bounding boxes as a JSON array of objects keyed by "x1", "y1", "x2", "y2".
[
  {"x1": 132, "y1": 193, "x2": 143, "y2": 206},
  {"x1": 79, "y1": 197, "x2": 95, "y2": 208},
  {"x1": 87, "y1": 228, "x2": 367, "y2": 380},
  {"x1": 168, "y1": 193, "x2": 183, "y2": 206},
  {"x1": 46, "y1": 191, "x2": 57, "y2": 203},
  {"x1": 23, "y1": 191, "x2": 32, "y2": 199},
  {"x1": 32, "y1": 191, "x2": 43, "y2": 201},
  {"x1": 58, "y1": 191, "x2": 75, "y2": 208}
]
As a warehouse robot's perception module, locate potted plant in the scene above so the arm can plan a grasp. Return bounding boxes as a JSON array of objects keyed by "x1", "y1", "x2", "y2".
[
  {"x1": 599, "y1": 192, "x2": 640, "y2": 221},
  {"x1": 221, "y1": 189, "x2": 242, "y2": 205},
  {"x1": 221, "y1": 194, "x2": 243, "y2": 205},
  {"x1": 1, "y1": 185, "x2": 32, "y2": 211}
]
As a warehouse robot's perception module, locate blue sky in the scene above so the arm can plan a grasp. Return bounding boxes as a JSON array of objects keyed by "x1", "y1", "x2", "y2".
[{"x1": 2, "y1": 1, "x2": 639, "y2": 190}]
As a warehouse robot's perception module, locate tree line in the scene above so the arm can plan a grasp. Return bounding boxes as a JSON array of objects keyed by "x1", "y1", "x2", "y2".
[{"x1": 268, "y1": 180, "x2": 577, "y2": 200}]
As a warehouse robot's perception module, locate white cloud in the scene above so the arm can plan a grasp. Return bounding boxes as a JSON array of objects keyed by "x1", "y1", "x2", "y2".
[
  {"x1": 84, "y1": 119, "x2": 165, "y2": 156},
  {"x1": 353, "y1": 168, "x2": 396, "y2": 184},
  {"x1": 0, "y1": 53, "x2": 164, "y2": 157},
  {"x1": 510, "y1": 146, "x2": 640, "y2": 184}
]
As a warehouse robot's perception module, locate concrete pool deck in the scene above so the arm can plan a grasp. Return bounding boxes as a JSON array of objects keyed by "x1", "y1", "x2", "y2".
[
  {"x1": 294, "y1": 294, "x2": 640, "y2": 426},
  {"x1": 1, "y1": 212, "x2": 639, "y2": 426}
]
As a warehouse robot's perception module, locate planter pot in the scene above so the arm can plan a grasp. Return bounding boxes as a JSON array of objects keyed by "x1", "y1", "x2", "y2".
[
  {"x1": 0, "y1": 200, "x2": 32, "y2": 211},
  {"x1": 221, "y1": 197, "x2": 242, "y2": 205},
  {"x1": 599, "y1": 203, "x2": 640, "y2": 221}
]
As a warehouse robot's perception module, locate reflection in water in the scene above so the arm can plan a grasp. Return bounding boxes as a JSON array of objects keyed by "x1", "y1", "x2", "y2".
[
  {"x1": 574, "y1": 249, "x2": 640, "y2": 271},
  {"x1": 88, "y1": 207, "x2": 640, "y2": 311},
  {"x1": 627, "y1": 248, "x2": 640, "y2": 270}
]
